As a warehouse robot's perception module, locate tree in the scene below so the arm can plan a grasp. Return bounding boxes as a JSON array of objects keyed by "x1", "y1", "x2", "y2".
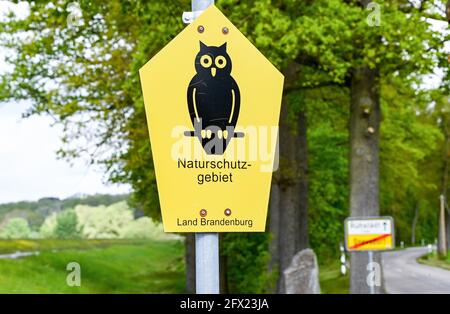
[
  {"x1": 380, "y1": 79, "x2": 443, "y2": 245},
  {"x1": 0, "y1": 218, "x2": 31, "y2": 239},
  {"x1": 121, "y1": 216, "x2": 168, "y2": 240},
  {"x1": 246, "y1": 0, "x2": 446, "y2": 293},
  {"x1": 54, "y1": 210, "x2": 81, "y2": 239},
  {"x1": 75, "y1": 201, "x2": 133, "y2": 238},
  {"x1": 40, "y1": 213, "x2": 58, "y2": 238},
  {"x1": 435, "y1": 94, "x2": 450, "y2": 254}
]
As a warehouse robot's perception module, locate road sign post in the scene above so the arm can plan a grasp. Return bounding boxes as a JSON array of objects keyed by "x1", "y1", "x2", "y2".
[
  {"x1": 139, "y1": 1, "x2": 283, "y2": 294},
  {"x1": 187, "y1": 0, "x2": 219, "y2": 295},
  {"x1": 195, "y1": 232, "x2": 219, "y2": 293}
]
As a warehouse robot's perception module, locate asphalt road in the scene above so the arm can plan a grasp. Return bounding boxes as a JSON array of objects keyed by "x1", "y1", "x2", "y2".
[{"x1": 383, "y1": 247, "x2": 450, "y2": 294}]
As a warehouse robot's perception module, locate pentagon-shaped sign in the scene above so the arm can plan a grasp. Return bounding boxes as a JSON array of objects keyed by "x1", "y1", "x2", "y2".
[{"x1": 139, "y1": 5, "x2": 284, "y2": 232}]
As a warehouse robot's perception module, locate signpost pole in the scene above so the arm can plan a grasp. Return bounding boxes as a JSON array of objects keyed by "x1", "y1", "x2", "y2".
[
  {"x1": 186, "y1": 0, "x2": 219, "y2": 295},
  {"x1": 192, "y1": 0, "x2": 215, "y2": 12},
  {"x1": 196, "y1": 233, "x2": 219, "y2": 294}
]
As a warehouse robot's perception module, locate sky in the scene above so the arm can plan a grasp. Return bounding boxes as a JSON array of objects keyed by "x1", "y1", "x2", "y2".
[{"x1": 0, "y1": 100, "x2": 131, "y2": 204}]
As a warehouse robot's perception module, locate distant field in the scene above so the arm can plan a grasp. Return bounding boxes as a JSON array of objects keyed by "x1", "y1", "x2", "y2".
[{"x1": 0, "y1": 239, "x2": 185, "y2": 293}]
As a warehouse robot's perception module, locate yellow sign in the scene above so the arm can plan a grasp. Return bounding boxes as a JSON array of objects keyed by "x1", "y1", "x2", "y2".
[
  {"x1": 345, "y1": 217, "x2": 395, "y2": 251},
  {"x1": 139, "y1": 6, "x2": 284, "y2": 232}
]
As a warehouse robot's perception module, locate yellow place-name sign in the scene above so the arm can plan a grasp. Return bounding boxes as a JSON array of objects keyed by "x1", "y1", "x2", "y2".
[
  {"x1": 345, "y1": 217, "x2": 395, "y2": 251},
  {"x1": 139, "y1": 6, "x2": 284, "y2": 232}
]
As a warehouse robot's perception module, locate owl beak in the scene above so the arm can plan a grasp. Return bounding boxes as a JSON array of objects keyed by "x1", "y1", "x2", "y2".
[{"x1": 211, "y1": 67, "x2": 217, "y2": 77}]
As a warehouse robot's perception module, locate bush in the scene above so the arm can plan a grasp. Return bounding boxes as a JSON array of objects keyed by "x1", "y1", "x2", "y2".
[
  {"x1": 75, "y1": 201, "x2": 133, "y2": 239},
  {"x1": 37, "y1": 201, "x2": 179, "y2": 241},
  {"x1": 54, "y1": 210, "x2": 81, "y2": 239},
  {"x1": 0, "y1": 218, "x2": 31, "y2": 239},
  {"x1": 222, "y1": 233, "x2": 274, "y2": 293},
  {"x1": 39, "y1": 213, "x2": 57, "y2": 238},
  {"x1": 122, "y1": 217, "x2": 169, "y2": 239}
]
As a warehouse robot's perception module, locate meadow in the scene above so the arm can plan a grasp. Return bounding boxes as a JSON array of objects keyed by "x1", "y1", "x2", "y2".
[
  {"x1": 0, "y1": 239, "x2": 185, "y2": 293},
  {"x1": 0, "y1": 239, "x2": 348, "y2": 294}
]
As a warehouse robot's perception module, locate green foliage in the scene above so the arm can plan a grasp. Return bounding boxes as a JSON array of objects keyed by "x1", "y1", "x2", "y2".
[
  {"x1": 74, "y1": 201, "x2": 173, "y2": 240},
  {"x1": 39, "y1": 213, "x2": 57, "y2": 238},
  {"x1": 0, "y1": 194, "x2": 130, "y2": 231},
  {"x1": 121, "y1": 217, "x2": 169, "y2": 240},
  {"x1": 38, "y1": 201, "x2": 171, "y2": 240},
  {"x1": 75, "y1": 201, "x2": 134, "y2": 239},
  {"x1": 380, "y1": 77, "x2": 445, "y2": 244},
  {"x1": 304, "y1": 86, "x2": 349, "y2": 261},
  {"x1": 0, "y1": 218, "x2": 31, "y2": 239},
  {"x1": 62, "y1": 194, "x2": 130, "y2": 209},
  {"x1": 54, "y1": 210, "x2": 81, "y2": 239},
  {"x1": 221, "y1": 233, "x2": 273, "y2": 293}
]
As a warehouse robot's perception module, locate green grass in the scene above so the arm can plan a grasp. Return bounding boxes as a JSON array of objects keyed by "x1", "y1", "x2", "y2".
[
  {"x1": 0, "y1": 239, "x2": 153, "y2": 254},
  {"x1": 419, "y1": 252, "x2": 450, "y2": 271},
  {"x1": 0, "y1": 239, "x2": 185, "y2": 293},
  {"x1": 0, "y1": 239, "x2": 352, "y2": 294},
  {"x1": 319, "y1": 261, "x2": 349, "y2": 294}
]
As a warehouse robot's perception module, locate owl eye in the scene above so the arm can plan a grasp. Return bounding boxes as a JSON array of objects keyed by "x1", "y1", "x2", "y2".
[
  {"x1": 200, "y1": 55, "x2": 212, "y2": 68},
  {"x1": 215, "y1": 56, "x2": 227, "y2": 69}
]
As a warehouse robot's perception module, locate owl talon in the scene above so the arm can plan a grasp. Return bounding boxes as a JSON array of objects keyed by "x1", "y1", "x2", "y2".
[
  {"x1": 223, "y1": 130, "x2": 229, "y2": 140},
  {"x1": 217, "y1": 130, "x2": 223, "y2": 139},
  {"x1": 201, "y1": 130, "x2": 207, "y2": 139},
  {"x1": 206, "y1": 130, "x2": 212, "y2": 139}
]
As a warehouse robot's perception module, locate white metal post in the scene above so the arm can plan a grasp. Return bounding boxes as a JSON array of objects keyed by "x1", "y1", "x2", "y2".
[
  {"x1": 192, "y1": 0, "x2": 215, "y2": 11},
  {"x1": 195, "y1": 233, "x2": 220, "y2": 294},
  {"x1": 183, "y1": 0, "x2": 219, "y2": 295},
  {"x1": 339, "y1": 243, "x2": 346, "y2": 275},
  {"x1": 183, "y1": 0, "x2": 215, "y2": 24}
]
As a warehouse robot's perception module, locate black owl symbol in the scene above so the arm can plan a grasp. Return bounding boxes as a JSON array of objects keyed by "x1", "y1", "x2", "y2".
[{"x1": 185, "y1": 41, "x2": 243, "y2": 155}]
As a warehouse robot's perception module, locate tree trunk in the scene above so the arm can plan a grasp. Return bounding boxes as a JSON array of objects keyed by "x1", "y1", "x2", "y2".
[
  {"x1": 219, "y1": 233, "x2": 229, "y2": 293},
  {"x1": 275, "y1": 101, "x2": 309, "y2": 292},
  {"x1": 185, "y1": 233, "x2": 196, "y2": 293},
  {"x1": 349, "y1": 66, "x2": 383, "y2": 294},
  {"x1": 276, "y1": 100, "x2": 299, "y2": 293},
  {"x1": 447, "y1": 210, "x2": 450, "y2": 250},
  {"x1": 411, "y1": 201, "x2": 419, "y2": 246},
  {"x1": 438, "y1": 195, "x2": 447, "y2": 258},
  {"x1": 296, "y1": 109, "x2": 309, "y2": 252},
  {"x1": 271, "y1": 62, "x2": 309, "y2": 293},
  {"x1": 268, "y1": 180, "x2": 280, "y2": 293},
  {"x1": 441, "y1": 123, "x2": 449, "y2": 250}
]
